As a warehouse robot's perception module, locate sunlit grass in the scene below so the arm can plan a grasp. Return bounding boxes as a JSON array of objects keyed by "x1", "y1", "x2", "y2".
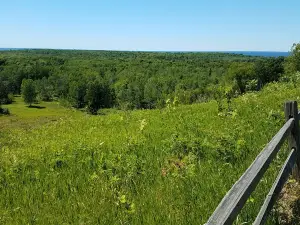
[
  {"x1": 0, "y1": 82, "x2": 300, "y2": 224},
  {"x1": 0, "y1": 96, "x2": 81, "y2": 130}
]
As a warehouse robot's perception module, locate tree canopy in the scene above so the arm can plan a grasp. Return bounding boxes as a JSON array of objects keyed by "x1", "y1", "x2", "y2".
[
  {"x1": 21, "y1": 79, "x2": 37, "y2": 106},
  {"x1": 0, "y1": 48, "x2": 291, "y2": 112}
]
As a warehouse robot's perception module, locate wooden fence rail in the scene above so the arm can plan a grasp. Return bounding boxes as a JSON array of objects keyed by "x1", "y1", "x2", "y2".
[{"x1": 206, "y1": 101, "x2": 300, "y2": 225}]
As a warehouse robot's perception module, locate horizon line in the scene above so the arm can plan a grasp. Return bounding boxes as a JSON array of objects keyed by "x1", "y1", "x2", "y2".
[{"x1": 0, "y1": 47, "x2": 291, "y2": 53}]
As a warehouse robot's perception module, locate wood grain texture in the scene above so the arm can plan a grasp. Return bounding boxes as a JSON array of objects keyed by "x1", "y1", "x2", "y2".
[
  {"x1": 284, "y1": 101, "x2": 300, "y2": 179},
  {"x1": 206, "y1": 118, "x2": 295, "y2": 225},
  {"x1": 253, "y1": 148, "x2": 296, "y2": 225}
]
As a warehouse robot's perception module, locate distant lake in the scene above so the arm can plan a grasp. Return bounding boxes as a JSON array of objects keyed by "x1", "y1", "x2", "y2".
[
  {"x1": 0, "y1": 48, "x2": 290, "y2": 57},
  {"x1": 0, "y1": 48, "x2": 25, "y2": 51},
  {"x1": 168, "y1": 51, "x2": 290, "y2": 57},
  {"x1": 223, "y1": 51, "x2": 290, "y2": 57},
  {"x1": 0, "y1": 48, "x2": 16, "y2": 50}
]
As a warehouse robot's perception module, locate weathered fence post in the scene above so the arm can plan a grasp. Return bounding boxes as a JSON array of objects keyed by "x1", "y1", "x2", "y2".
[{"x1": 284, "y1": 101, "x2": 300, "y2": 179}]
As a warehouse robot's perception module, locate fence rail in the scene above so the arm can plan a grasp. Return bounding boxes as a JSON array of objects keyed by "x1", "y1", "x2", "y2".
[{"x1": 206, "y1": 101, "x2": 300, "y2": 225}]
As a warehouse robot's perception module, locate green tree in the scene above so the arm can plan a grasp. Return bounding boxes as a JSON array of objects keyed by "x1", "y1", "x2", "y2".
[
  {"x1": 115, "y1": 75, "x2": 145, "y2": 109},
  {"x1": 21, "y1": 79, "x2": 37, "y2": 106},
  {"x1": 255, "y1": 57, "x2": 284, "y2": 86},
  {"x1": 227, "y1": 63, "x2": 255, "y2": 94},
  {"x1": 0, "y1": 80, "x2": 9, "y2": 104},
  {"x1": 285, "y1": 43, "x2": 300, "y2": 74},
  {"x1": 144, "y1": 78, "x2": 163, "y2": 108},
  {"x1": 35, "y1": 77, "x2": 54, "y2": 101},
  {"x1": 48, "y1": 74, "x2": 69, "y2": 98},
  {"x1": 85, "y1": 80, "x2": 114, "y2": 114},
  {"x1": 68, "y1": 81, "x2": 87, "y2": 108}
]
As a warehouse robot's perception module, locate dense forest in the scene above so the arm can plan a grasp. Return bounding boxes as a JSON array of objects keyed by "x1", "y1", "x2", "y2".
[{"x1": 0, "y1": 44, "x2": 299, "y2": 114}]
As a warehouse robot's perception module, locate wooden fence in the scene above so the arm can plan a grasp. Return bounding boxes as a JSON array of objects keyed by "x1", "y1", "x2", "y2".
[{"x1": 206, "y1": 101, "x2": 300, "y2": 225}]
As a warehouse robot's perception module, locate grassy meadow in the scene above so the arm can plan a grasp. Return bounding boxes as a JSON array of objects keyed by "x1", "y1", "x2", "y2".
[{"x1": 1, "y1": 81, "x2": 300, "y2": 224}]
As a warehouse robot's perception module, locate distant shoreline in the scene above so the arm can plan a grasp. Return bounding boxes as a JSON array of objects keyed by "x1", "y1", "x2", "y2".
[{"x1": 0, "y1": 48, "x2": 290, "y2": 57}]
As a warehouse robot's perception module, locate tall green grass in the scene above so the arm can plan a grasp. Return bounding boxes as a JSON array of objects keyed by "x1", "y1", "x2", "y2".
[{"x1": 0, "y1": 81, "x2": 299, "y2": 224}]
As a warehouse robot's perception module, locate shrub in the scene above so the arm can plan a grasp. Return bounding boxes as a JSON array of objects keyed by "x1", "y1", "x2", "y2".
[
  {"x1": 245, "y1": 79, "x2": 258, "y2": 92},
  {"x1": 7, "y1": 93, "x2": 14, "y2": 103},
  {"x1": 0, "y1": 107, "x2": 10, "y2": 115}
]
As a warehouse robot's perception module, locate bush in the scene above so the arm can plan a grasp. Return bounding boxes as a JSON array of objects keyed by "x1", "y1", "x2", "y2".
[
  {"x1": 245, "y1": 79, "x2": 258, "y2": 92},
  {"x1": 7, "y1": 93, "x2": 14, "y2": 103},
  {"x1": 0, "y1": 107, "x2": 10, "y2": 115}
]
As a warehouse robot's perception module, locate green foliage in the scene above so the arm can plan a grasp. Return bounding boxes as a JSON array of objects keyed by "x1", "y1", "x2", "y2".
[
  {"x1": 35, "y1": 77, "x2": 54, "y2": 101},
  {"x1": 7, "y1": 93, "x2": 14, "y2": 103},
  {"x1": 68, "y1": 81, "x2": 87, "y2": 108},
  {"x1": 255, "y1": 57, "x2": 284, "y2": 86},
  {"x1": 291, "y1": 42, "x2": 300, "y2": 71},
  {"x1": 85, "y1": 80, "x2": 114, "y2": 114},
  {"x1": 285, "y1": 42, "x2": 300, "y2": 74},
  {"x1": 245, "y1": 79, "x2": 258, "y2": 92},
  {"x1": 1, "y1": 78, "x2": 299, "y2": 224},
  {"x1": 227, "y1": 62, "x2": 255, "y2": 93},
  {"x1": 0, "y1": 50, "x2": 272, "y2": 111},
  {"x1": 0, "y1": 80, "x2": 11, "y2": 104},
  {"x1": 21, "y1": 79, "x2": 37, "y2": 106},
  {"x1": 0, "y1": 106, "x2": 10, "y2": 115},
  {"x1": 0, "y1": 47, "x2": 299, "y2": 224}
]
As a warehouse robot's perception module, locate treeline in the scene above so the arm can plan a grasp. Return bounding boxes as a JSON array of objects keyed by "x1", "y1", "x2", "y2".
[{"x1": 0, "y1": 45, "x2": 299, "y2": 114}]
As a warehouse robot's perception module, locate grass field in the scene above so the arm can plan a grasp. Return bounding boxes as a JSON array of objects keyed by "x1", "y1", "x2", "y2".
[
  {"x1": 0, "y1": 97, "x2": 81, "y2": 130},
  {"x1": 1, "y1": 82, "x2": 300, "y2": 224}
]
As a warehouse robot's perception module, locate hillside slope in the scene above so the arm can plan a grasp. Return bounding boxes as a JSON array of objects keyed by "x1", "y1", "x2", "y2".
[{"x1": 1, "y1": 80, "x2": 300, "y2": 224}]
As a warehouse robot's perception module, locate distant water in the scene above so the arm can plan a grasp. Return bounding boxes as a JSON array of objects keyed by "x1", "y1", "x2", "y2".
[
  {"x1": 169, "y1": 51, "x2": 290, "y2": 57},
  {"x1": 0, "y1": 48, "x2": 25, "y2": 51},
  {"x1": 223, "y1": 51, "x2": 290, "y2": 57},
  {"x1": 0, "y1": 48, "x2": 290, "y2": 57}
]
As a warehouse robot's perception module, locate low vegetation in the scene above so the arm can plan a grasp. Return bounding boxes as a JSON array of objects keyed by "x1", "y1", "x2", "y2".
[
  {"x1": 0, "y1": 43, "x2": 300, "y2": 224},
  {"x1": 0, "y1": 79, "x2": 300, "y2": 224}
]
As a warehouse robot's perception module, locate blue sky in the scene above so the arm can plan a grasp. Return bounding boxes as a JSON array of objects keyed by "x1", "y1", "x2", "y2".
[{"x1": 1, "y1": 0, "x2": 299, "y2": 51}]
